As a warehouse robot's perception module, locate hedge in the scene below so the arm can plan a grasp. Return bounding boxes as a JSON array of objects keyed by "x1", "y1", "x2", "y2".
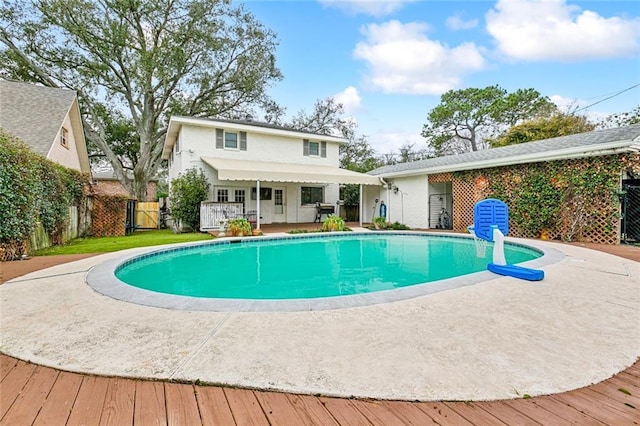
[{"x1": 0, "y1": 131, "x2": 88, "y2": 249}]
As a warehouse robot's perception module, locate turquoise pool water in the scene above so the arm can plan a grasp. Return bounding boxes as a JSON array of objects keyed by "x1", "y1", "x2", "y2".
[{"x1": 115, "y1": 234, "x2": 542, "y2": 300}]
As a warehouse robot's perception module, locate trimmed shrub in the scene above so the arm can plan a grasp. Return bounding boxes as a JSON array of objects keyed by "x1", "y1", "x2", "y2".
[{"x1": 169, "y1": 168, "x2": 210, "y2": 231}]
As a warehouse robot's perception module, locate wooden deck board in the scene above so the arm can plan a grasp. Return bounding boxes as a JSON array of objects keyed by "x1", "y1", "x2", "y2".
[
  {"x1": 164, "y1": 383, "x2": 201, "y2": 426},
  {"x1": 380, "y1": 400, "x2": 441, "y2": 425},
  {"x1": 415, "y1": 401, "x2": 475, "y2": 425},
  {"x1": 66, "y1": 376, "x2": 109, "y2": 426},
  {"x1": 0, "y1": 355, "x2": 18, "y2": 382},
  {"x1": 501, "y1": 398, "x2": 582, "y2": 426},
  {"x1": 255, "y1": 390, "x2": 314, "y2": 425},
  {"x1": 223, "y1": 387, "x2": 269, "y2": 425},
  {"x1": 134, "y1": 380, "x2": 167, "y2": 426},
  {"x1": 99, "y1": 377, "x2": 136, "y2": 426},
  {"x1": 318, "y1": 397, "x2": 372, "y2": 425},
  {"x1": 350, "y1": 399, "x2": 409, "y2": 425},
  {"x1": 526, "y1": 395, "x2": 607, "y2": 425},
  {"x1": 444, "y1": 401, "x2": 508, "y2": 425},
  {"x1": 551, "y1": 390, "x2": 639, "y2": 424},
  {"x1": 473, "y1": 400, "x2": 541, "y2": 425},
  {"x1": 0, "y1": 365, "x2": 58, "y2": 426},
  {"x1": 0, "y1": 359, "x2": 37, "y2": 420},
  {"x1": 0, "y1": 354, "x2": 637, "y2": 425},
  {"x1": 589, "y1": 380, "x2": 640, "y2": 407},
  {"x1": 196, "y1": 385, "x2": 235, "y2": 426},
  {"x1": 33, "y1": 371, "x2": 84, "y2": 426}
]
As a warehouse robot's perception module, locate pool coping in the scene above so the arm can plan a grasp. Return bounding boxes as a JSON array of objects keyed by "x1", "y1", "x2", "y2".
[{"x1": 86, "y1": 231, "x2": 565, "y2": 312}]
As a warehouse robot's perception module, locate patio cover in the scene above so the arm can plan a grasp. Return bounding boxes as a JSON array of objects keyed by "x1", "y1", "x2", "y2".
[{"x1": 201, "y1": 157, "x2": 382, "y2": 185}]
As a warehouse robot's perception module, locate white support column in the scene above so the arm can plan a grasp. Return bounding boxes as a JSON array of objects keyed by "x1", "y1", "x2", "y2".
[
  {"x1": 359, "y1": 184, "x2": 363, "y2": 227},
  {"x1": 256, "y1": 180, "x2": 261, "y2": 229}
]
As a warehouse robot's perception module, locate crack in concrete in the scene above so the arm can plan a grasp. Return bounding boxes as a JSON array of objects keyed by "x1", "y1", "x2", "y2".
[{"x1": 168, "y1": 312, "x2": 233, "y2": 380}]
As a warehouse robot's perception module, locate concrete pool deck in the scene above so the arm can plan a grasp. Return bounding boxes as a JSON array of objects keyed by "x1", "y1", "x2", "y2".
[{"x1": 1, "y1": 235, "x2": 638, "y2": 402}]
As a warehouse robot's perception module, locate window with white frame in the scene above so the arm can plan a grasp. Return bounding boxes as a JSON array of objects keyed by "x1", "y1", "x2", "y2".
[
  {"x1": 224, "y1": 132, "x2": 238, "y2": 149},
  {"x1": 235, "y1": 189, "x2": 245, "y2": 206},
  {"x1": 60, "y1": 127, "x2": 69, "y2": 148},
  {"x1": 301, "y1": 186, "x2": 323, "y2": 205},
  {"x1": 217, "y1": 189, "x2": 229, "y2": 202},
  {"x1": 216, "y1": 128, "x2": 247, "y2": 151},
  {"x1": 303, "y1": 139, "x2": 326, "y2": 157}
]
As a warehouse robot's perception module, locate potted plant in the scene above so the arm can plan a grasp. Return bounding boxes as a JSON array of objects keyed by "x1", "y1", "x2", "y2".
[{"x1": 227, "y1": 218, "x2": 252, "y2": 236}]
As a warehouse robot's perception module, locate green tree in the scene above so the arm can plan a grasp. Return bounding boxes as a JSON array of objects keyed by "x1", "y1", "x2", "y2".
[
  {"x1": 169, "y1": 168, "x2": 210, "y2": 231},
  {"x1": 288, "y1": 98, "x2": 354, "y2": 137},
  {"x1": 598, "y1": 105, "x2": 640, "y2": 129},
  {"x1": 490, "y1": 113, "x2": 595, "y2": 147},
  {"x1": 0, "y1": 0, "x2": 282, "y2": 200},
  {"x1": 340, "y1": 135, "x2": 381, "y2": 173},
  {"x1": 422, "y1": 85, "x2": 556, "y2": 155}
]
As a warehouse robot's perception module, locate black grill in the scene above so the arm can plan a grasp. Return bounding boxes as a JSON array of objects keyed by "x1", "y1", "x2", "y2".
[
  {"x1": 622, "y1": 183, "x2": 640, "y2": 244},
  {"x1": 314, "y1": 203, "x2": 335, "y2": 223}
]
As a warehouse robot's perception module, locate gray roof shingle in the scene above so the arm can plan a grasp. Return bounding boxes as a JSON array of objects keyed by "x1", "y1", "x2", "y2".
[
  {"x1": 0, "y1": 80, "x2": 77, "y2": 156},
  {"x1": 369, "y1": 123, "x2": 640, "y2": 176}
]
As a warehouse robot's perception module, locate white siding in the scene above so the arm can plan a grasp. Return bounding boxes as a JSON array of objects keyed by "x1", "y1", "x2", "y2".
[
  {"x1": 166, "y1": 123, "x2": 345, "y2": 224},
  {"x1": 386, "y1": 175, "x2": 428, "y2": 228}
]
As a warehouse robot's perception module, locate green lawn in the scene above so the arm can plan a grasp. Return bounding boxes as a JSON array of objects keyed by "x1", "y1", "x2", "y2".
[{"x1": 35, "y1": 229, "x2": 214, "y2": 255}]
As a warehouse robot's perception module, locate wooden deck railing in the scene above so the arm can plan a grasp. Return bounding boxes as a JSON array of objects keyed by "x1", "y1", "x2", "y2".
[{"x1": 199, "y1": 202, "x2": 244, "y2": 231}]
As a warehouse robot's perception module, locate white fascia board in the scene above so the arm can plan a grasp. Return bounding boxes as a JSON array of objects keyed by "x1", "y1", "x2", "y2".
[
  {"x1": 162, "y1": 118, "x2": 182, "y2": 159},
  {"x1": 380, "y1": 140, "x2": 636, "y2": 179},
  {"x1": 170, "y1": 115, "x2": 348, "y2": 143}
]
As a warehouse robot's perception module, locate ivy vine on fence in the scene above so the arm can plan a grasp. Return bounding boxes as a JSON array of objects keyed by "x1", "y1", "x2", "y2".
[
  {"x1": 0, "y1": 131, "x2": 88, "y2": 251},
  {"x1": 455, "y1": 153, "x2": 639, "y2": 242}
]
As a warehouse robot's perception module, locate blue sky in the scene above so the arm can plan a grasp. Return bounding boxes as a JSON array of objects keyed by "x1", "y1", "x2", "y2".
[{"x1": 243, "y1": 0, "x2": 640, "y2": 155}]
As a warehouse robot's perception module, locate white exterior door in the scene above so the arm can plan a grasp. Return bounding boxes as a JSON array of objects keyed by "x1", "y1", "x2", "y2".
[{"x1": 273, "y1": 187, "x2": 286, "y2": 222}]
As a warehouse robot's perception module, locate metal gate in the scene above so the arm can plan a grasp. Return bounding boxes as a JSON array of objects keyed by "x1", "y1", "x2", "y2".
[{"x1": 621, "y1": 181, "x2": 640, "y2": 244}]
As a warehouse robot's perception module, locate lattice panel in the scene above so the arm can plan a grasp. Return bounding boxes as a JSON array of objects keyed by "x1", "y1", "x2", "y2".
[
  {"x1": 451, "y1": 173, "x2": 493, "y2": 233},
  {"x1": 429, "y1": 172, "x2": 452, "y2": 183},
  {"x1": 449, "y1": 155, "x2": 627, "y2": 244}
]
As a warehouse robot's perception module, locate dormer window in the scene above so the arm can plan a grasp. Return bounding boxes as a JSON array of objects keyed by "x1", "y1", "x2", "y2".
[{"x1": 60, "y1": 127, "x2": 69, "y2": 148}]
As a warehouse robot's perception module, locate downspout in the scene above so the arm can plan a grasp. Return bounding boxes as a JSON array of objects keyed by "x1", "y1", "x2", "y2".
[{"x1": 256, "y1": 180, "x2": 261, "y2": 230}]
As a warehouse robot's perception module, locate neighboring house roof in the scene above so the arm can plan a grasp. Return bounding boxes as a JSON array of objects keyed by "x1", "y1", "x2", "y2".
[
  {"x1": 369, "y1": 124, "x2": 640, "y2": 178},
  {"x1": 162, "y1": 115, "x2": 348, "y2": 159},
  {"x1": 92, "y1": 170, "x2": 159, "y2": 182},
  {"x1": 0, "y1": 79, "x2": 91, "y2": 173}
]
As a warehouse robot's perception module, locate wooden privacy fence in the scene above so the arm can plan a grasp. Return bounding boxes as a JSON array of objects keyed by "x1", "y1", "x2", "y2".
[
  {"x1": 200, "y1": 202, "x2": 244, "y2": 231},
  {"x1": 135, "y1": 202, "x2": 159, "y2": 229}
]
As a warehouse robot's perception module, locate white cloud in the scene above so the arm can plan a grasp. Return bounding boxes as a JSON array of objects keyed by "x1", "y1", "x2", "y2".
[
  {"x1": 486, "y1": 0, "x2": 640, "y2": 61},
  {"x1": 353, "y1": 20, "x2": 486, "y2": 95},
  {"x1": 333, "y1": 86, "x2": 363, "y2": 114},
  {"x1": 446, "y1": 15, "x2": 478, "y2": 30},
  {"x1": 318, "y1": 0, "x2": 413, "y2": 17},
  {"x1": 368, "y1": 129, "x2": 425, "y2": 155},
  {"x1": 549, "y1": 94, "x2": 609, "y2": 123}
]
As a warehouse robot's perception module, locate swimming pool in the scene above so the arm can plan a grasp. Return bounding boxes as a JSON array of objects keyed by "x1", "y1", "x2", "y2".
[
  {"x1": 115, "y1": 233, "x2": 541, "y2": 299},
  {"x1": 85, "y1": 232, "x2": 562, "y2": 311}
]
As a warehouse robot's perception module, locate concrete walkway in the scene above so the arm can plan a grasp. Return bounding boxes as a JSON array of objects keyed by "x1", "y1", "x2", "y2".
[{"x1": 1, "y1": 237, "x2": 638, "y2": 402}]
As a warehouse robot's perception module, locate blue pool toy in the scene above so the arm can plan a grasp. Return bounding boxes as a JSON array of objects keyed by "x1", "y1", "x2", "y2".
[{"x1": 470, "y1": 199, "x2": 544, "y2": 281}]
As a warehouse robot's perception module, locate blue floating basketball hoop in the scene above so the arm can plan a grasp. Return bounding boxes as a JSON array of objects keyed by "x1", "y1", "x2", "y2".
[{"x1": 470, "y1": 199, "x2": 544, "y2": 281}]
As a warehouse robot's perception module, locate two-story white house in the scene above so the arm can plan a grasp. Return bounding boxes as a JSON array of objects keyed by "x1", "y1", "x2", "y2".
[{"x1": 162, "y1": 116, "x2": 382, "y2": 229}]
